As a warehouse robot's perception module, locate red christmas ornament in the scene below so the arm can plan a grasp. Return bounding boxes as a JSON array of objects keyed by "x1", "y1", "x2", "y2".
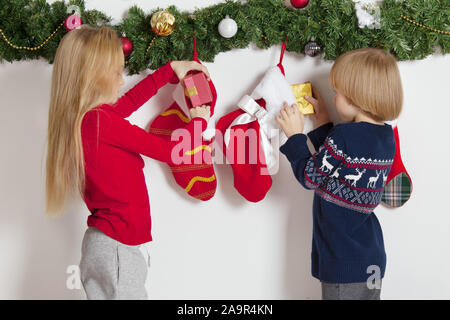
[
  {"x1": 121, "y1": 36, "x2": 133, "y2": 57},
  {"x1": 64, "y1": 14, "x2": 82, "y2": 31},
  {"x1": 290, "y1": 0, "x2": 309, "y2": 9}
]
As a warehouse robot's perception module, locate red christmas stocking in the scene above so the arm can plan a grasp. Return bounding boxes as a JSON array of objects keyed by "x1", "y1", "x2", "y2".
[
  {"x1": 381, "y1": 124, "x2": 413, "y2": 207},
  {"x1": 216, "y1": 41, "x2": 297, "y2": 202},
  {"x1": 148, "y1": 36, "x2": 217, "y2": 201},
  {"x1": 216, "y1": 98, "x2": 272, "y2": 202}
]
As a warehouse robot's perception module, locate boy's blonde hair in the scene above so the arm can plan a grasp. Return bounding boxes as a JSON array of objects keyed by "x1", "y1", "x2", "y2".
[
  {"x1": 45, "y1": 25, "x2": 123, "y2": 216},
  {"x1": 329, "y1": 47, "x2": 403, "y2": 121}
]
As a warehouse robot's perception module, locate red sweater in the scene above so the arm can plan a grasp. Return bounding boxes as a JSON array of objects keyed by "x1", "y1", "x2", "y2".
[{"x1": 81, "y1": 62, "x2": 207, "y2": 245}]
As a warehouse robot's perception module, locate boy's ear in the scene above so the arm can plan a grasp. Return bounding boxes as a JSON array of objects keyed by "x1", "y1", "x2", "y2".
[{"x1": 348, "y1": 103, "x2": 362, "y2": 118}]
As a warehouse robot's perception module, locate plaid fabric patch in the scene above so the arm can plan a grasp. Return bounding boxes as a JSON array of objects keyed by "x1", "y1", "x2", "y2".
[{"x1": 381, "y1": 172, "x2": 412, "y2": 207}]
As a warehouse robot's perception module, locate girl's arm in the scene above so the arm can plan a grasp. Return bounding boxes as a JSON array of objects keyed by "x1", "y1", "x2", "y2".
[
  {"x1": 109, "y1": 61, "x2": 210, "y2": 119},
  {"x1": 82, "y1": 109, "x2": 208, "y2": 163},
  {"x1": 108, "y1": 62, "x2": 179, "y2": 119}
]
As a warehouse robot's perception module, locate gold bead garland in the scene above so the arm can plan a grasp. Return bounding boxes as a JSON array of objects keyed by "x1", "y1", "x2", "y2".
[
  {"x1": 400, "y1": 14, "x2": 450, "y2": 35},
  {"x1": 145, "y1": 36, "x2": 157, "y2": 56},
  {"x1": 0, "y1": 20, "x2": 65, "y2": 51}
]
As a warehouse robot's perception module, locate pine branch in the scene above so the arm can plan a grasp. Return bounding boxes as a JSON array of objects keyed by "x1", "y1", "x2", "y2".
[{"x1": 0, "y1": 0, "x2": 448, "y2": 74}]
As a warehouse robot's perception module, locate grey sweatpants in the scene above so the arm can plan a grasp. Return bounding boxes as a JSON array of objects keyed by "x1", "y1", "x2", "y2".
[
  {"x1": 321, "y1": 281, "x2": 382, "y2": 300},
  {"x1": 79, "y1": 227, "x2": 150, "y2": 300}
]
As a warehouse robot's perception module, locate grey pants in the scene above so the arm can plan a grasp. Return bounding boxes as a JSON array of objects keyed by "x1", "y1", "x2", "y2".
[
  {"x1": 79, "y1": 227, "x2": 149, "y2": 300},
  {"x1": 321, "y1": 281, "x2": 382, "y2": 300}
]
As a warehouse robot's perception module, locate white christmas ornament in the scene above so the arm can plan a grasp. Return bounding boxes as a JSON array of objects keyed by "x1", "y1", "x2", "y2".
[
  {"x1": 218, "y1": 15, "x2": 238, "y2": 38},
  {"x1": 353, "y1": 0, "x2": 382, "y2": 29}
]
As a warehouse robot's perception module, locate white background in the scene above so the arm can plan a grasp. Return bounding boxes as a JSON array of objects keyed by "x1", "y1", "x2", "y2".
[{"x1": 0, "y1": 0, "x2": 449, "y2": 299}]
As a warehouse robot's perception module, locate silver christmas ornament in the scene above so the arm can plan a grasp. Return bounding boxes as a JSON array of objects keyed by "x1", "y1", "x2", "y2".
[{"x1": 304, "y1": 37, "x2": 321, "y2": 57}]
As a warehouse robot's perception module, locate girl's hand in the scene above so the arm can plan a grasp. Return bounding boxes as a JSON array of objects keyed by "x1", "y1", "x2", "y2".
[
  {"x1": 189, "y1": 105, "x2": 211, "y2": 123},
  {"x1": 304, "y1": 83, "x2": 331, "y2": 128},
  {"x1": 276, "y1": 102, "x2": 304, "y2": 138},
  {"x1": 170, "y1": 61, "x2": 211, "y2": 82}
]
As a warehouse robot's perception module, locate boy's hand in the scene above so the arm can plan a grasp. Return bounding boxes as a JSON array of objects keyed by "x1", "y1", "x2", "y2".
[
  {"x1": 170, "y1": 61, "x2": 211, "y2": 82},
  {"x1": 276, "y1": 102, "x2": 304, "y2": 138},
  {"x1": 304, "y1": 83, "x2": 331, "y2": 128},
  {"x1": 189, "y1": 105, "x2": 211, "y2": 123}
]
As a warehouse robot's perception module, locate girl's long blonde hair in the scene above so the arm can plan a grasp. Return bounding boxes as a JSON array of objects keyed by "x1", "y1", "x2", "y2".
[{"x1": 45, "y1": 25, "x2": 123, "y2": 216}]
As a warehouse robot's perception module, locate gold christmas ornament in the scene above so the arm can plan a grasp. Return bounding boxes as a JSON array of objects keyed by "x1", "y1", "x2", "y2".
[{"x1": 150, "y1": 10, "x2": 176, "y2": 36}]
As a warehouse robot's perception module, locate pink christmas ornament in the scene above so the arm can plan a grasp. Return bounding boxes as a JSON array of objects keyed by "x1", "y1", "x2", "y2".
[{"x1": 64, "y1": 14, "x2": 83, "y2": 31}]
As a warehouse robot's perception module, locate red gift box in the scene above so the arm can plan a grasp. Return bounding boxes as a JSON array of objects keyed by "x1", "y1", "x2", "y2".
[{"x1": 183, "y1": 73, "x2": 213, "y2": 107}]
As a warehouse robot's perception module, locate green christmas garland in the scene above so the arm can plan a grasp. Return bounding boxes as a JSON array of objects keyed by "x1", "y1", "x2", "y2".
[{"x1": 0, "y1": 0, "x2": 448, "y2": 75}]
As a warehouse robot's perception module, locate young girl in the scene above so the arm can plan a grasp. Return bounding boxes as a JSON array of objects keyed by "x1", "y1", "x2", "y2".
[
  {"x1": 45, "y1": 25, "x2": 211, "y2": 299},
  {"x1": 276, "y1": 48, "x2": 403, "y2": 300}
]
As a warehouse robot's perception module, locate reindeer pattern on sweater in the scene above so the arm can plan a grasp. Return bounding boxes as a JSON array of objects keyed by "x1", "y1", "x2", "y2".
[{"x1": 283, "y1": 122, "x2": 395, "y2": 214}]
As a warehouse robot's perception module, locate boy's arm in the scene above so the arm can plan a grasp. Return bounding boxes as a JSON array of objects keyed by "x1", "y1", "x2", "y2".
[
  {"x1": 107, "y1": 62, "x2": 179, "y2": 118},
  {"x1": 280, "y1": 127, "x2": 344, "y2": 190},
  {"x1": 307, "y1": 122, "x2": 333, "y2": 152}
]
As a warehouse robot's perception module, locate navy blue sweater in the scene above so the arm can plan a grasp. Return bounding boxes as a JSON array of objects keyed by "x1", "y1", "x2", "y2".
[{"x1": 280, "y1": 122, "x2": 395, "y2": 283}]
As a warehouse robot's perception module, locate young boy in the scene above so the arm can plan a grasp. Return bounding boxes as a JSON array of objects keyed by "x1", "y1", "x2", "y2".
[{"x1": 276, "y1": 48, "x2": 403, "y2": 300}]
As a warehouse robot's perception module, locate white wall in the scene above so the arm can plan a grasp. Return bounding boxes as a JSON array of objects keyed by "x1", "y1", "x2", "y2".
[{"x1": 0, "y1": 0, "x2": 449, "y2": 300}]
